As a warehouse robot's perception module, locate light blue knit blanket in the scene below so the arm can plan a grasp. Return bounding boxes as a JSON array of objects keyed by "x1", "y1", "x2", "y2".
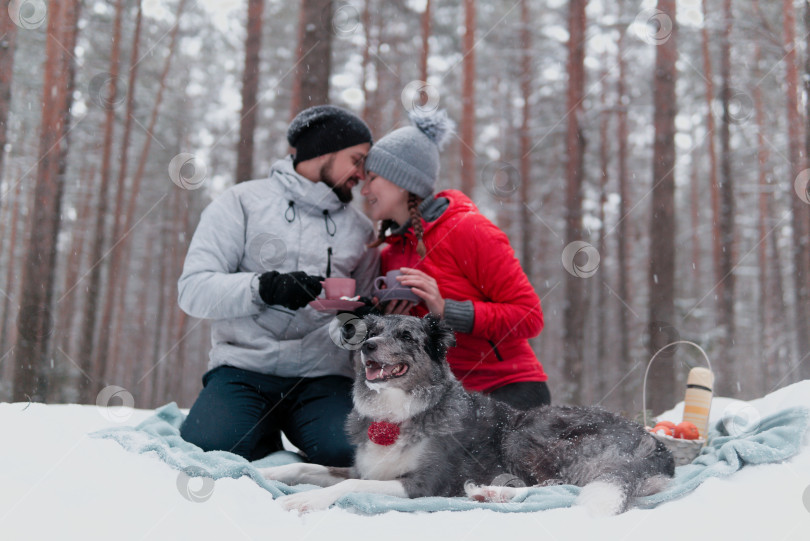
[{"x1": 90, "y1": 403, "x2": 809, "y2": 514}]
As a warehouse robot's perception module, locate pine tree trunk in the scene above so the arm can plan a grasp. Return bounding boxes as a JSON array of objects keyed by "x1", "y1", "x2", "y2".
[
  {"x1": 782, "y1": 0, "x2": 810, "y2": 379},
  {"x1": 124, "y1": 227, "x2": 154, "y2": 392},
  {"x1": 562, "y1": 0, "x2": 588, "y2": 405},
  {"x1": 616, "y1": 0, "x2": 632, "y2": 407},
  {"x1": 752, "y1": 1, "x2": 773, "y2": 389},
  {"x1": 46, "y1": 0, "x2": 82, "y2": 389},
  {"x1": 77, "y1": 0, "x2": 126, "y2": 402},
  {"x1": 361, "y1": 0, "x2": 378, "y2": 136},
  {"x1": 55, "y1": 168, "x2": 94, "y2": 364},
  {"x1": 0, "y1": 177, "x2": 22, "y2": 359},
  {"x1": 99, "y1": 0, "x2": 143, "y2": 387},
  {"x1": 700, "y1": 0, "x2": 723, "y2": 334},
  {"x1": 766, "y1": 194, "x2": 789, "y2": 384},
  {"x1": 690, "y1": 131, "x2": 701, "y2": 299},
  {"x1": 419, "y1": 0, "x2": 431, "y2": 83},
  {"x1": 147, "y1": 228, "x2": 169, "y2": 408},
  {"x1": 290, "y1": 0, "x2": 333, "y2": 117},
  {"x1": 172, "y1": 191, "x2": 192, "y2": 402},
  {"x1": 106, "y1": 0, "x2": 187, "y2": 392},
  {"x1": 161, "y1": 188, "x2": 183, "y2": 401},
  {"x1": 648, "y1": 0, "x2": 678, "y2": 413},
  {"x1": 459, "y1": 0, "x2": 476, "y2": 195},
  {"x1": 12, "y1": 1, "x2": 74, "y2": 402},
  {"x1": 716, "y1": 0, "x2": 736, "y2": 392},
  {"x1": 236, "y1": 0, "x2": 265, "y2": 183},
  {"x1": 0, "y1": 0, "x2": 18, "y2": 182},
  {"x1": 801, "y1": 0, "x2": 810, "y2": 379},
  {"x1": 596, "y1": 59, "x2": 610, "y2": 402},
  {"x1": 519, "y1": 0, "x2": 533, "y2": 279}
]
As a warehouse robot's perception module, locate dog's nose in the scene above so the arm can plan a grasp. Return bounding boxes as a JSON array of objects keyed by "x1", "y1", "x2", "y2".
[{"x1": 362, "y1": 340, "x2": 378, "y2": 354}]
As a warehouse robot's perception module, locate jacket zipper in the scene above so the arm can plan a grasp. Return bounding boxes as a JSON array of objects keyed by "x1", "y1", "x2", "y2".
[{"x1": 488, "y1": 340, "x2": 504, "y2": 362}]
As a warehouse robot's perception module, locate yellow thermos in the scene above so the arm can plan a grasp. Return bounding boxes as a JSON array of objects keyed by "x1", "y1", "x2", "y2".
[{"x1": 682, "y1": 367, "x2": 714, "y2": 440}]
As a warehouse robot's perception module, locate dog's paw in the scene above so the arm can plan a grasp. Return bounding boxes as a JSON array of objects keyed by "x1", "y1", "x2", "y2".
[
  {"x1": 464, "y1": 483, "x2": 525, "y2": 503},
  {"x1": 276, "y1": 489, "x2": 339, "y2": 513},
  {"x1": 576, "y1": 481, "x2": 627, "y2": 516},
  {"x1": 259, "y1": 463, "x2": 309, "y2": 485}
]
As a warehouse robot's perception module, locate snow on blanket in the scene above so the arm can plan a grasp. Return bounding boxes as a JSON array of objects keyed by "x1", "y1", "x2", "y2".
[{"x1": 89, "y1": 386, "x2": 810, "y2": 514}]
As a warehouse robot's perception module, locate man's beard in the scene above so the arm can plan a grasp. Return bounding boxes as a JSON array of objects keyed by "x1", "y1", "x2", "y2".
[{"x1": 319, "y1": 155, "x2": 355, "y2": 203}]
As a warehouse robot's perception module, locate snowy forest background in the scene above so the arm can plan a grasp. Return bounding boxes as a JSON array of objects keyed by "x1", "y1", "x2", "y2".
[{"x1": 1, "y1": 0, "x2": 809, "y2": 417}]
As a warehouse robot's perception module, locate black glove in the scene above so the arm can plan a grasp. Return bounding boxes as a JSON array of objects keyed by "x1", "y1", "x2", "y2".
[
  {"x1": 258, "y1": 271, "x2": 324, "y2": 310},
  {"x1": 354, "y1": 296, "x2": 381, "y2": 318},
  {"x1": 337, "y1": 296, "x2": 380, "y2": 318}
]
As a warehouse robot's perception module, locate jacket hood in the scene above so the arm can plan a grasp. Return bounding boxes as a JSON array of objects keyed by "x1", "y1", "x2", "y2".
[{"x1": 269, "y1": 156, "x2": 348, "y2": 214}]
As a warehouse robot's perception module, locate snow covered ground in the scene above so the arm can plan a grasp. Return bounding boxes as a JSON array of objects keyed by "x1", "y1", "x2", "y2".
[{"x1": 2, "y1": 381, "x2": 810, "y2": 541}]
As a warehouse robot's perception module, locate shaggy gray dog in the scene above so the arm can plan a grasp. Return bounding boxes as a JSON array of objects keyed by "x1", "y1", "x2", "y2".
[{"x1": 261, "y1": 314, "x2": 674, "y2": 514}]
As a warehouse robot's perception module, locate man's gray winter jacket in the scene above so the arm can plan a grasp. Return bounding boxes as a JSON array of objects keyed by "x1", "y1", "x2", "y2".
[{"x1": 178, "y1": 157, "x2": 379, "y2": 379}]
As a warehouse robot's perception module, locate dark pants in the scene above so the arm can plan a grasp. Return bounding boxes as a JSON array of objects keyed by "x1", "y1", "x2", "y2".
[
  {"x1": 180, "y1": 365, "x2": 355, "y2": 466},
  {"x1": 487, "y1": 381, "x2": 551, "y2": 410}
]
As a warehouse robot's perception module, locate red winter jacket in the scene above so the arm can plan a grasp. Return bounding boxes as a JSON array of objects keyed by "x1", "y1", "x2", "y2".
[{"x1": 381, "y1": 190, "x2": 546, "y2": 392}]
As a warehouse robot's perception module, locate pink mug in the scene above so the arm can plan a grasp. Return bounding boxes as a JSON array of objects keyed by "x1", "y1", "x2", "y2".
[{"x1": 321, "y1": 277, "x2": 356, "y2": 300}]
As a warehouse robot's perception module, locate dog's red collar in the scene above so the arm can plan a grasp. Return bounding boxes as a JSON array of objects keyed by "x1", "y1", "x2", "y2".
[{"x1": 368, "y1": 421, "x2": 400, "y2": 446}]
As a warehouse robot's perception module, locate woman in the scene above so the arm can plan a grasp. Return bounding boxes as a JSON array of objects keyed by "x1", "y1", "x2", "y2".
[{"x1": 361, "y1": 110, "x2": 550, "y2": 409}]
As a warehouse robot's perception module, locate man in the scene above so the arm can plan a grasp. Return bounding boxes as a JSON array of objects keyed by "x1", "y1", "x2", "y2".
[{"x1": 178, "y1": 105, "x2": 379, "y2": 466}]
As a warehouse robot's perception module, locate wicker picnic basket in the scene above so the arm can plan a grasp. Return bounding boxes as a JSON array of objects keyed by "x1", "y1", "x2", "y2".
[{"x1": 642, "y1": 340, "x2": 713, "y2": 466}]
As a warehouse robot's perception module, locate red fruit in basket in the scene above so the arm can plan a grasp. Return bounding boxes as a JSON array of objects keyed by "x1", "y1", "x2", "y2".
[
  {"x1": 674, "y1": 421, "x2": 700, "y2": 440},
  {"x1": 651, "y1": 424, "x2": 674, "y2": 437},
  {"x1": 653, "y1": 421, "x2": 676, "y2": 430}
]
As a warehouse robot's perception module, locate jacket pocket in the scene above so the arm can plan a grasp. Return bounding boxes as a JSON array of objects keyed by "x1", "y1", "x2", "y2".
[{"x1": 252, "y1": 306, "x2": 295, "y2": 337}]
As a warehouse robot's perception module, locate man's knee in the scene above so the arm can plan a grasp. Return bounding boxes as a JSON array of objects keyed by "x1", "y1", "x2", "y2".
[{"x1": 180, "y1": 417, "x2": 254, "y2": 459}]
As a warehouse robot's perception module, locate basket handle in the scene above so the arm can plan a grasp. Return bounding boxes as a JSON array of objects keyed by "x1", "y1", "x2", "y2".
[{"x1": 641, "y1": 340, "x2": 712, "y2": 428}]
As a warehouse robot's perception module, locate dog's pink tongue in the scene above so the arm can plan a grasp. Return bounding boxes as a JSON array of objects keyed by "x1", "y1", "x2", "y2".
[{"x1": 365, "y1": 362, "x2": 383, "y2": 381}]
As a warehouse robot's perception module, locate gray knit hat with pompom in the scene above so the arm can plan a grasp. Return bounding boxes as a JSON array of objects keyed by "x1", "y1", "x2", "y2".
[{"x1": 364, "y1": 110, "x2": 454, "y2": 199}]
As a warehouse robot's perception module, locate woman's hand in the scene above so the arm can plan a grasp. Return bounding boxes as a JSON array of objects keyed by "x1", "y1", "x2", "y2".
[
  {"x1": 380, "y1": 298, "x2": 416, "y2": 315},
  {"x1": 398, "y1": 267, "x2": 445, "y2": 317}
]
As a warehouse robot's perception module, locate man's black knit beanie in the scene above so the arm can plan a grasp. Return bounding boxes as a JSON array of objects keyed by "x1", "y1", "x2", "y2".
[{"x1": 287, "y1": 105, "x2": 373, "y2": 166}]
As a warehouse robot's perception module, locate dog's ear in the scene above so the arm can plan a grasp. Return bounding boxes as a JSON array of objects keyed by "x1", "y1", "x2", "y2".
[
  {"x1": 423, "y1": 314, "x2": 456, "y2": 363},
  {"x1": 363, "y1": 313, "x2": 381, "y2": 327},
  {"x1": 362, "y1": 313, "x2": 382, "y2": 335}
]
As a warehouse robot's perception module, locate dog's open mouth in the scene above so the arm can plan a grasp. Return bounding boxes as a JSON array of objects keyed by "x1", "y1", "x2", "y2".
[{"x1": 364, "y1": 359, "x2": 409, "y2": 382}]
